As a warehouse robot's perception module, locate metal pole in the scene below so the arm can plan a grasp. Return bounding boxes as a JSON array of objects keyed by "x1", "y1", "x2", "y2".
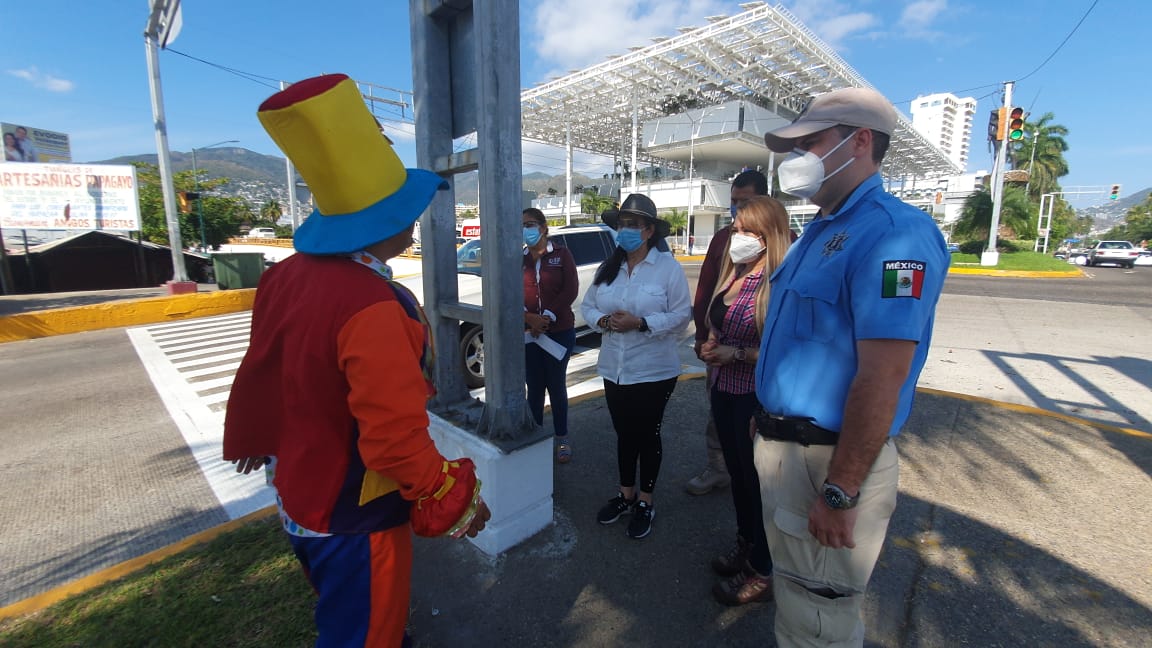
[
  {"x1": 982, "y1": 81, "x2": 1013, "y2": 267},
  {"x1": 281, "y1": 81, "x2": 300, "y2": 230},
  {"x1": 1024, "y1": 129, "x2": 1039, "y2": 199},
  {"x1": 191, "y1": 147, "x2": 206, "y2": 252},
  {"x1": 564, "y1": 123, "x2": 572, "y2": 226},
  {"x1": 687, "y1": 122, "x2": 696, "y2": 254},
  {"x1": 145, "y1": 32, "x2": 189, "y2": 283}
]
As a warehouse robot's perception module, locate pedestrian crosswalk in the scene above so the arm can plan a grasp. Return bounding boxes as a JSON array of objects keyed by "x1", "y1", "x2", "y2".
[
  {"x1": 127, "y1": 313, "x2": 272, "y2": 521},
  {"x1": 126, "y1": 312, "x2": 705, "y2": 519}
]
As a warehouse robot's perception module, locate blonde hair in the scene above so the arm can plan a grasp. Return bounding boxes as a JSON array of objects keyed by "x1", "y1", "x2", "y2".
[{"x1": 710, "y1": 195, "x2": 792, "y2": 335}]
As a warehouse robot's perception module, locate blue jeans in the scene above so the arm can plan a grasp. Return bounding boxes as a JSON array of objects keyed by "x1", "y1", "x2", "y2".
[{"x1": 525, "y1": 328, "x2": 575, "y2": 438}]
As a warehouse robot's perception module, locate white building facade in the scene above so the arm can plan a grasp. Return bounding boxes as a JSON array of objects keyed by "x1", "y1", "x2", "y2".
[{"x1": 910, "y1": 92, "x2": 977, "y2": 171}]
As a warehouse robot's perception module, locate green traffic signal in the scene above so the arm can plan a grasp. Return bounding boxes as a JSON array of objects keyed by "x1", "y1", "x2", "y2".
[
  {"x1": 1007, "y1": 107, "x2": 1025, "y2": 141},
  {"x1": 1109, "y1": 184, "x2": 1121, "y2": 200}
]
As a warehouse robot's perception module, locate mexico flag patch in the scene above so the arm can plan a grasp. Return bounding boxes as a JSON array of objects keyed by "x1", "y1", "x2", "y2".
[{"x1": 881, "y1": 260, "x2": 926, "y2": 298}]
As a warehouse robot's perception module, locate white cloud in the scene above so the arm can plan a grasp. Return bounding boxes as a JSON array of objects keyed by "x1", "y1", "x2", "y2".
[
  {"x1": 783, "y1": 0, "x2": 879, "y2": 48},
  {"x1": 526, "y1": 0, "x2": 731, "y2": 82},
  {"x1": 6, "y1": 66, "x2": 74, "y2": 93},
  {"x1": 898, "y1": 0, "x2": 948, "y2": 37},
  {"x1": 382, "y1": 121, "x2": 416, "y2": 143}
]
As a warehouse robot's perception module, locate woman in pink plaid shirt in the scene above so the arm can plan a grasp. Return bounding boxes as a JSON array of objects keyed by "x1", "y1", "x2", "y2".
[{"x1": 699, "y1": 195, "x2": 794, "y2": 606}]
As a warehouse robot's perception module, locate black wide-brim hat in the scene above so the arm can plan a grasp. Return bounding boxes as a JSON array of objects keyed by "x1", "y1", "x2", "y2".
[{"x1": 601, "y1": 193, "x2": 670, "y2": 238}]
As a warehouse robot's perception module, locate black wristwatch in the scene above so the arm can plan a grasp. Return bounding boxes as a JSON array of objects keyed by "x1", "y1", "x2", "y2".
[
  {"x1": 822, "y1": 481, "x2": 860, "y2": 510},
  {"x1": 637, "y1": 317, "x2": 650, "y2": 332}
]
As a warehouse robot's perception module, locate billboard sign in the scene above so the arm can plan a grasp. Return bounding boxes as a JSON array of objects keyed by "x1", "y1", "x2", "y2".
[
  {"x1": 0, "y1": 163, "x2": 141, "y2": 231},
  {"x1": 2, "y1": 122, "x2": 72, "y2": 164}
]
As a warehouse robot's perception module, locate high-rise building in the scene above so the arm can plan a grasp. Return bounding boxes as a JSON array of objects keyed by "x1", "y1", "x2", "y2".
[{"x1": 910, "y1": 93, "x2": 977, "y2": 171}]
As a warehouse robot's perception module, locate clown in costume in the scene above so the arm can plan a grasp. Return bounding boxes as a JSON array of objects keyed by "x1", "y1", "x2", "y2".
[{"x1": 223, "y1": 74, "x2": 490, "y2": 648}]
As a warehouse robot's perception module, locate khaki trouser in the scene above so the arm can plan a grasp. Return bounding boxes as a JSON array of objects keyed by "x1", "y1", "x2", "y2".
[
  {"x1": 754, "y1": 435, "x2": 899, "y2": 648},
  {"x1": 703, "y1": 367, "x2": 728, "y2": 473}
]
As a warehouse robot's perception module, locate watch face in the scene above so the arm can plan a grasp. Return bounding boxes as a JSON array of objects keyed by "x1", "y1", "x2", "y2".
[
  {"x1": 824, "y1": 487, "x2": 844, "y2": 509},
  {"x1": 823, "y1": 483, "x2": 855, "y2": 509}
]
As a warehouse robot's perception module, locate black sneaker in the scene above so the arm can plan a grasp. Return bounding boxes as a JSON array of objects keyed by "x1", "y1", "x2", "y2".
[
  {"x1": 597, "y1": 493, "x2": 635, "y2": 525},
  {"x1": 626, "y1": 501, "x2": 655, "y2": 539}
]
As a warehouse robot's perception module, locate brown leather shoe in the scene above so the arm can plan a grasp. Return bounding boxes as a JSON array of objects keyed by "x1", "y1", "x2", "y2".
[
  {"x1": 712, "y1": 570, "x2": 773, "y2": 606},
  {"x1": 710, "y1": 536, "x2": 751, "y2": 577}
]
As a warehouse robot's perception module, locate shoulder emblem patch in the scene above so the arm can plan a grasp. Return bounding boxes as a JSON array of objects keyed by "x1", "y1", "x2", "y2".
[
  {"x1": 822, "y1": 232, "x2": 849, "y2": 257},
  {"x1": 881, "y1": 260, "x2": 925, "y2": 298}
]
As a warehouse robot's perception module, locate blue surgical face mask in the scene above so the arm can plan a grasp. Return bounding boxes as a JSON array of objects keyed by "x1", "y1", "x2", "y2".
[
  {"x1": 617, "y1": 227, "x2": 644, "y2": 252},
  {"x1": 523, "y1": 226, "x2": 542, "y2": 247},
  {"x1": 730, "y1": 204, "x2": 739, "y2": 218}
]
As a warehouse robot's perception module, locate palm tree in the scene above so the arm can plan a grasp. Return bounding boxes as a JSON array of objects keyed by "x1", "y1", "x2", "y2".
[
  {"x1": 662, "y1": 208, "x2": 688, "y2": 250},
  {"x1": 954, "y1": 186, "x2": 1036, "y2": 243},
  {"x1": 1011, "y1": 112, "x2": 1069, "y2": 201},
  {"x1": 580, "y1": 191, "x2": 616, "y2": 218}
]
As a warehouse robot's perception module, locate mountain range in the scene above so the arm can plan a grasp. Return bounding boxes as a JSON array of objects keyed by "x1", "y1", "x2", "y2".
[
  {"x1": 90, "y1": 147, "x2": 605, "y2": 206},
  {"x1": 91, "y1": 148, "x2": 1150, "y2": 231}
]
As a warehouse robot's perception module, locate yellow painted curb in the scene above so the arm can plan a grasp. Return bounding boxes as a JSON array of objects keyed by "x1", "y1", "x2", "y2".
[
  {"x1": 0, "y1": 506, "x2": 277, "y2": 622},
  {"x1": 947, "y1": 267, "x2": 1083, "y2": 278},
  {"x1": 0, "y1": 290, "x2": 257, "y2": 343}
]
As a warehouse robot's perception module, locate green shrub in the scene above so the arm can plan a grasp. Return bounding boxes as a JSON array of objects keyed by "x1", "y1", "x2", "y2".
[{"x1": 958, "y1": 238, "x2": 1029, "y2": 254}]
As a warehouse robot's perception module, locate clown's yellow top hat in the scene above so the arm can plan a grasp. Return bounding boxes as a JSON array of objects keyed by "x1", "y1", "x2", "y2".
[{"x1": 257, "y1": 74, "x2": 447, "y2": 254}]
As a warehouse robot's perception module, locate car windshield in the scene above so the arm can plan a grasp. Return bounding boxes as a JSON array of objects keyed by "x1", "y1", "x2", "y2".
[{"x1": 456, "y1": 239, "x2": 483, "y2": 275}]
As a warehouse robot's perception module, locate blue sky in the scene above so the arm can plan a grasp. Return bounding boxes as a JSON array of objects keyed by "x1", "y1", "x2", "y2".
[{"x1": 0, "y1": 0, "x2": 1142, "y2": 208}]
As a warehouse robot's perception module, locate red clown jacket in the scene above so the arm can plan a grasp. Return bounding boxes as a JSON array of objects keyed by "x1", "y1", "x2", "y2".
[{"x1": 223, "y1": 253, "x2": 458, "y2": 534}]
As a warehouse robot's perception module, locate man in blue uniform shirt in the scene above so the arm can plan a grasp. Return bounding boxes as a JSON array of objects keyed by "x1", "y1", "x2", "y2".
[{"x1": 752, "y1": 87, "x2": 949, "y2": 647}]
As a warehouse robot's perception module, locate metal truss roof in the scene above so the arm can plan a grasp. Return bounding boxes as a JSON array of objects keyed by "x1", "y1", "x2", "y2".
[{"x1": 519, "y1": 2, "x2": 960, "y2": 179}]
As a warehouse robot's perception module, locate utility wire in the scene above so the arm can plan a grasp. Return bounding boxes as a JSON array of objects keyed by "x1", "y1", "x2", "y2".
[
  {"x1": 1017, "y1": 0, "x2": 1099, "y2": 82},
  {"x1": 165, "y1": 48, "x2": 282, "y2": 90}
]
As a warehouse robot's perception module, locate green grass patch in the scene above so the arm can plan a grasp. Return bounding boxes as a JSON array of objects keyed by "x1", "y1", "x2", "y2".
[
  {"x1": 0, "y1": 517, "x2": 317, "y2": 648},
  {"x1": 949, "y1": 250, "x2": 1075, "y2": 271}
]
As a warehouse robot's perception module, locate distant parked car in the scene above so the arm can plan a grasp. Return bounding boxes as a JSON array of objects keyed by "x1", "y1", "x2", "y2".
[
  {"x1": 248, "y1": 227, "x2": 276, "y2": 239},
  {"x1": 399, "y1": 224, "x2": 617, "y2": 388},
  {"x1": 1085, "y1": 241, "x2": 1139, "y2": 268},
  {"x1": 947, "y1": 242, "x2": 960, "y2": 253}
]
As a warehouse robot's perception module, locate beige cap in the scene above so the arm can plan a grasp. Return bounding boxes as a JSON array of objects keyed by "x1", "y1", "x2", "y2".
[{"x1": 763, "y1": 87, "x2": 898, "y2": 153}]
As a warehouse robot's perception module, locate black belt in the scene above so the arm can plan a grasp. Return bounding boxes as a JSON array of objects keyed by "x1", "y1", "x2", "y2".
[{"x1": 754, "y1": 409, "x2": 838, "y2": 446}]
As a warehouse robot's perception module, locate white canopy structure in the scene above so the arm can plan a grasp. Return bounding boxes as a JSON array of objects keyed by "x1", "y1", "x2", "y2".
[{"x1": 519, "y1": 2, "x2": 960, "y2": 180}]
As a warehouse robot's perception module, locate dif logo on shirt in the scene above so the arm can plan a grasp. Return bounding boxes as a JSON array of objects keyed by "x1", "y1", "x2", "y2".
[{"x1": 881, "y1": 260, "x2": 925, "y2": 298}]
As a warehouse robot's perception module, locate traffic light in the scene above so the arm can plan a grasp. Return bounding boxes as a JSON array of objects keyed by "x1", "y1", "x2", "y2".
[
  {"x1": 988, "y1": 108, "x2": 1005, "y2": 141},
  {"x1": 1007, "y1": 107, "x2": 1025, "y2": 141},
  {"x1": 177, "y1": 191, "x2": 201, "y2": 214},
  {"x1": 1109, "y1": 184, "x2": 1121, "y2": 200}
]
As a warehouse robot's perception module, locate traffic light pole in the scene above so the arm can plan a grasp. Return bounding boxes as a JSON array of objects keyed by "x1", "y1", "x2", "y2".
[{"x1": 982, "y1": 80, "x2": 1014, "y2": 267}]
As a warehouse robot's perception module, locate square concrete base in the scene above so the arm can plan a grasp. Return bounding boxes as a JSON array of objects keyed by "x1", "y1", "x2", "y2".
[
  {"x1": 165, "y1": 281, "x2": 199, "y2": 295},
  {"x1": 427, "y1": 412, "x2": 553, "y2": 555}
]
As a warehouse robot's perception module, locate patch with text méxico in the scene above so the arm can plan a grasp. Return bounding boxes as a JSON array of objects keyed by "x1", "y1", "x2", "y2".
[{"x1": 881, "y1": 260, "x2": 926, "y2": 298}]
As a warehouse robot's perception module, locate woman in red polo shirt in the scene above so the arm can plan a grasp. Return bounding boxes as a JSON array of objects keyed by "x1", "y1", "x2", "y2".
[{"x1": 522, "y1": 207, "x2": 579, "y2": 463}]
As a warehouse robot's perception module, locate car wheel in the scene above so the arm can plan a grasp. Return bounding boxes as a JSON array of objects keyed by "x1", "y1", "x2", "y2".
[{"x1": 460, "y1": 325, "x2": 485, "y2": 389}]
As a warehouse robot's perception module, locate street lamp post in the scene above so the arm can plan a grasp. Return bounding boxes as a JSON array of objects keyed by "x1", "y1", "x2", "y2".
[{"x1": 191, "y1": 139, "x2": 239, "y2": 252}]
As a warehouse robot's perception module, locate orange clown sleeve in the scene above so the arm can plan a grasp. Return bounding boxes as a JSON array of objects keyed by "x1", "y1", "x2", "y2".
[{"x1": 338, "y1": 300, "x2": 481, "y2": 535}]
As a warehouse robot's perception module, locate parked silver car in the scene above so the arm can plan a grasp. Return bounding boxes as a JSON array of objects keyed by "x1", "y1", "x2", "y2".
[{"x1": 400, "y1": 224, "x2": 617, "y2": 388}]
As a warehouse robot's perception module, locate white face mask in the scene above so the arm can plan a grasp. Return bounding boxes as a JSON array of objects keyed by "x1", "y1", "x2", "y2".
[
  {"x1": 776, "y1": 129, "x2": 858, "y2": 199},
  {"x1": 728, "y1": 232, "x2": 765, "y2": 264}
]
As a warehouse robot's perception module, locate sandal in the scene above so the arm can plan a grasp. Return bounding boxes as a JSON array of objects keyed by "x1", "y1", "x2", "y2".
[{"x1": 555, "y1": 441, "x2": 572, "y2": 464}]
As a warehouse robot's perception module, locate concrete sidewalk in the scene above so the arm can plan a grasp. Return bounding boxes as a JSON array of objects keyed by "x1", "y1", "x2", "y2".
[{"x1": 406, "y1": 378, "x2": 1151, "y2": 647}]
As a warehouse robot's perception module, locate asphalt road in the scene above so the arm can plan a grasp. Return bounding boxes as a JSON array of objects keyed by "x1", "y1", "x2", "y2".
[{"x1": 679, "y1": 261, "x2": 1152, "y2": 432}]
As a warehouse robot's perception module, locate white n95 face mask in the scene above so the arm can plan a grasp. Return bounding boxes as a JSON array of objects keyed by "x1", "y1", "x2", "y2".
[
  {"x1": 776, "y1": 129, "x2": 858, "y2": 199},
  {"x1": 728, "y1": 233, "x2": 765, "y2": 264}
]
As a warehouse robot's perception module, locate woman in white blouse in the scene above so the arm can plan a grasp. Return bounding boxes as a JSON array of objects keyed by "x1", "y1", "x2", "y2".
[{"x1": 581, "y1": 193, "x2": 691, "y2": 540}]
